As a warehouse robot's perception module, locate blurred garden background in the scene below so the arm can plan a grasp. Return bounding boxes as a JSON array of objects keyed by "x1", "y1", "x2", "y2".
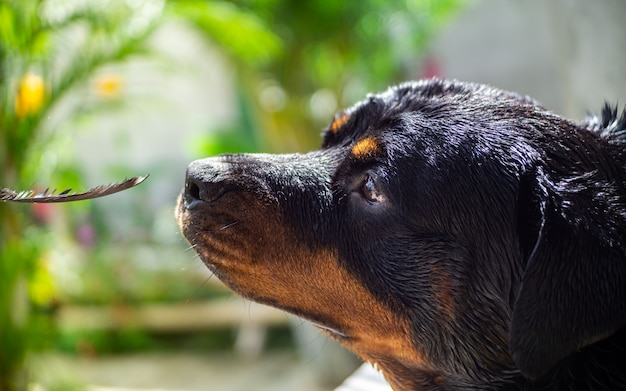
[{"x1": 1, "y1": 0, "x2": 625, "y2": 390}]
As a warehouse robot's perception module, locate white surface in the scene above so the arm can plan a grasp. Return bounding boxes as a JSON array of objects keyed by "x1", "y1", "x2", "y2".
[{"x1": 335, "y1": 364, "x2": 392, "y2": 391}]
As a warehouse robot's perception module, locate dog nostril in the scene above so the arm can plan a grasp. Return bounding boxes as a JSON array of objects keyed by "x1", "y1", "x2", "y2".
[
  {"x1": 184, "y1": 175, "x2": 236, "y2": 207},
  {"x1": 184, "y1": 159, "x2": 240, "y2": 207},
  {"x1": 187, "y1": 180, "x2": 201, "y2": 201},
  {"x1": 183, "y1": 178, "x2": 204, "y2": 209}
]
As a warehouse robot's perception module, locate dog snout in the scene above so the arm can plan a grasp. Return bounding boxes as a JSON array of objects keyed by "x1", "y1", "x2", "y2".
[{"x1": 183, "y1": 159, "x2": 239, "y2": 209}]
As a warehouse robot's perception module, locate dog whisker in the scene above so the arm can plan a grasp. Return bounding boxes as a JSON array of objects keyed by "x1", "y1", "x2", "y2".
[
  {"x1": 186, "y1": 273, "x2": 214, "y2": 303},
  {"x1": 180, "y1": 244, "x2": 198, "y2": 254},
  {"x1": 219, "y1": 221, "x2": 240, "y2": 231}
]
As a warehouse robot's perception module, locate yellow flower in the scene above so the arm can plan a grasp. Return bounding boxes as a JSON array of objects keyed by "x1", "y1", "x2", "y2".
[
  {"x1": 28, "y1": 253, "x2": 56, "y2": 307},
  {"x1": 15, "y1": 72, "x2": 46, "y2": 118},
  {"x1": 94, "y1": 73, "x2": 123, "y2": 99}
]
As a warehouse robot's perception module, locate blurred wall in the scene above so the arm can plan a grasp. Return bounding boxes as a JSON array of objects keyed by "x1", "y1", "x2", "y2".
[
  {"x1": 547, "y1": 0, "x2": 626, "y2": 119},
  {"x1": 430, "y1": 0, "x2": 626, "y2": 120}
]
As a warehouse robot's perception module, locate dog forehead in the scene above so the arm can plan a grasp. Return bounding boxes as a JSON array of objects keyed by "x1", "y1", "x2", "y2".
[
  {"x1": 323, "y1": 81, "x2": 451, "y2": 148},
  {"x1": 351, "y1": 136, "x2": 383, "y2": 159},
  {"x1": 322, "y1": 107, "x2": 397, "y2": 152},
  {"x1": 329, "y1": 113, "x2": 351, "y2": 134}
]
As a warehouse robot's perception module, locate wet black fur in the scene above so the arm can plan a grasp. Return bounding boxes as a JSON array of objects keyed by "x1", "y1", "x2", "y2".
[{"x1": 182, "y1": 79, "x2": 626, "y2": 390}]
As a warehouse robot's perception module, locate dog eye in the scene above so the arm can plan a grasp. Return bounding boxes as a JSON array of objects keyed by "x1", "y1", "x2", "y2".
[{"x1": 361, "y1": 174, "x2": 386, "y2": 204}]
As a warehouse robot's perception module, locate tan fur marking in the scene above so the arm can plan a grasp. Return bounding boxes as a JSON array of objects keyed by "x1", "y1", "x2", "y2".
[
  {"x1": 351, "y1": 136, "x2": 381, "y2": 159},
  {"x1": 329, "y1": 113, "x2": 350, "y2": 133}
]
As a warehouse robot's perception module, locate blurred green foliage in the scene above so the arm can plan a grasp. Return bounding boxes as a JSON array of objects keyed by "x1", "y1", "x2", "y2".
[
  {"x1": 182, "y1": 0, "x2": 466, "y2": 155},
  {"x1": 169, "y1": 0, "x2": 283, "y2": 66},
  {"x1": 0, "y1": 0, "x2": 162, "y2": 389}
]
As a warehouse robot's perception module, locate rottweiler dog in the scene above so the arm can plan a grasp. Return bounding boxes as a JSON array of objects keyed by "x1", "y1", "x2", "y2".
[{"x1": 176, "y1": 79, "x2": 626, "y2": 390}]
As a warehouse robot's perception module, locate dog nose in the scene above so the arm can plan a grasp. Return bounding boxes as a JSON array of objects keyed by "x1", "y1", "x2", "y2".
[
  {"x1": 183, "y1": 175, "x2": 203, "y2": 208},
  {"x1": 183, "y1": 159, "x2": 238, "y2": 209}
]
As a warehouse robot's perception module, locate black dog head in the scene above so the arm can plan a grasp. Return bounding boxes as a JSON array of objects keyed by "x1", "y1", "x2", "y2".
[{"x1": 177, "y1": 79, "x2": 626, "y2": 390}]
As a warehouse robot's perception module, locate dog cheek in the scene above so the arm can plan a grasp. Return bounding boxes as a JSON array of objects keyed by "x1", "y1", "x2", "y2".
[
  {"x1": 240, "y1": 239, "x2": 429, "y2": 368},
  {"x1": 365, "y1": 239, "x2": 517, "y2": 380}
]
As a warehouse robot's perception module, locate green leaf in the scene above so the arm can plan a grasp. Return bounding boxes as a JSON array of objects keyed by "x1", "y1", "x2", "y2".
[
  {"x1": 168, "y1": 0, "x2": 283, "y2": 66},
  {"x1": 0, "y1": 4, "x2": 18, "y2": 50}
]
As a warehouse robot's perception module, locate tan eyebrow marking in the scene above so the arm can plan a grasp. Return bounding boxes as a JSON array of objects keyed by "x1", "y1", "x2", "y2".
[
  {"x1": 351, "y1": 136, "x2": 381, "y2": 159},
  {"x1": 329, "y1": 113, "x2": 350, "y2": 133}
]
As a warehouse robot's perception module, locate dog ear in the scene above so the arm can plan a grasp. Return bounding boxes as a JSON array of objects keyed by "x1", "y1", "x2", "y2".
[{"x1": 510, "y1": 169, "x2": 626, "y2": 379}]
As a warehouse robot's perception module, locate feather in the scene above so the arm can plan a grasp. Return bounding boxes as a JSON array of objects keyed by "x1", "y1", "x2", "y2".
[{"x1": 0, "y1": 175, "x2": 148, "y2": 203}]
